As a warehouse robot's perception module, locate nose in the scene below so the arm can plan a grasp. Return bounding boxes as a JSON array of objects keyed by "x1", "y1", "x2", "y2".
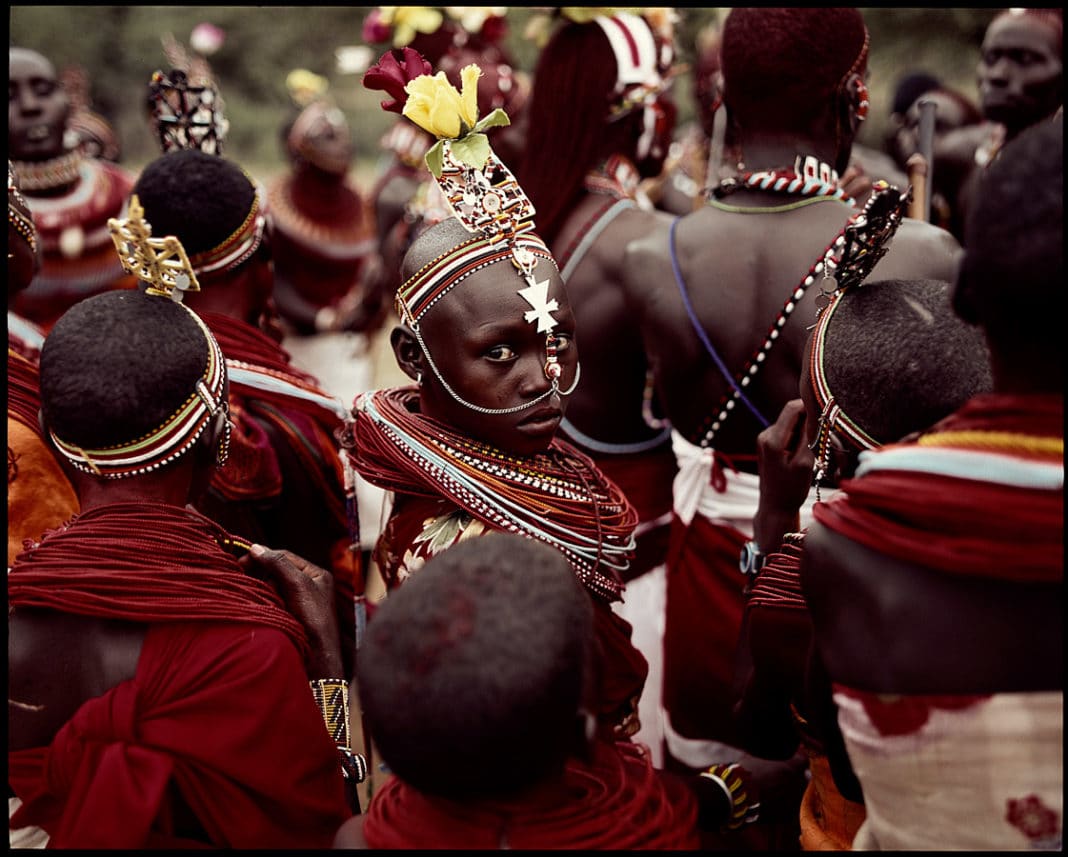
[
  {"x1": 516, "y1": 352, "x2": 553, "y2": 399},
  {"x1": 14, "y1": 84, "x2": 44, "y2": 115}
]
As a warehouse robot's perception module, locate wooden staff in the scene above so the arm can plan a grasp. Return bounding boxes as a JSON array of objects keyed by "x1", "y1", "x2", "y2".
[
  {"x1": 914, "y1": 97, "x2": 938, "y2": 221},
  {"x1": 906, "y1": 153, "x2": 928, "y2": 221}
]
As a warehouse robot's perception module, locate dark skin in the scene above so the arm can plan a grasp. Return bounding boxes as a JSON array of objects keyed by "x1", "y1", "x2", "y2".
[
  {"x1": 8, "y1": 48, "x2": 70, "y2": 168},
  {"x1": 622, "y1": 80, "x2": 961, "y2": 459},
  {"x1": 391, "y1": 249, "x2": 579, "y2": 459},
  {"x1": 9, "y1": 402, "x2": 342, "y2": 755}
]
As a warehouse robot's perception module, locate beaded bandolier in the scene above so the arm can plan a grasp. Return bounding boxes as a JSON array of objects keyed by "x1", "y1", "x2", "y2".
[{"x1": 677, "y1": 167, "x2": 911, "y2": 450}]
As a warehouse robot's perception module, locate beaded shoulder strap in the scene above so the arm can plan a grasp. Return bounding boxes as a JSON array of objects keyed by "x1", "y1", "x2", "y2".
[{"x1": 676, "y1": 182, "x2": 910, "y2": 449}]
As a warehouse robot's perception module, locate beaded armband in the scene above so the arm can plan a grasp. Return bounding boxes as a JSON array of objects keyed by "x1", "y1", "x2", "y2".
[
  {"x1": 309, "y1": 678, "x2": 368, "y2": 784},
  {"x1": 700, "y1": 763, "x2": 761, "y2": 830}
]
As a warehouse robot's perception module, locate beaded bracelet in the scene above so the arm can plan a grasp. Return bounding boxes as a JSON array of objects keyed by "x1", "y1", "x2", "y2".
[
  {"x1": 310, "y1": 679, "x2": 369, "y2": 785},
  {"x1": 700, "y1": 763, "x2": 761, "y2": 830},
  {"x1": 309, "y1": 678, "x2": 352, "y2": 748}
]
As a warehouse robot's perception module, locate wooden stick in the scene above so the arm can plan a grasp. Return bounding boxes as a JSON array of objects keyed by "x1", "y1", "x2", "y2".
[{"x1": 906, "y1": 153, "x2": 928, "y2": 221}]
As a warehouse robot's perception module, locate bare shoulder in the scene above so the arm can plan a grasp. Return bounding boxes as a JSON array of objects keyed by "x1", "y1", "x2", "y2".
[
  {"x1": 9, "y1": 609, "x2": 145, "y2": 751},
  {"x1": 872, "y1": 216, "x2": 963, "y2": 282},
  {"x1": 333, "y1": 812, "x2": 369, "y2": 848}
]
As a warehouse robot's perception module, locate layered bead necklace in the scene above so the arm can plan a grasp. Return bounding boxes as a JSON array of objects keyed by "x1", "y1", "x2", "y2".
[
  {"x1": 9, "y1": 502, "x2": 308, "y2": 653},
  {"x1": 346, "y1": 387, "x2": 638, "y2": 601}
]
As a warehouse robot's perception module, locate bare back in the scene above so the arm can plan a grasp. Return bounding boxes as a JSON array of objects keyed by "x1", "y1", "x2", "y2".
[
  {"x1": 552, "y1": 196, "x2": 677, "y2": 445},
  {"x1": 623, "y1": 197, "x2": 961, "y2": 457}
]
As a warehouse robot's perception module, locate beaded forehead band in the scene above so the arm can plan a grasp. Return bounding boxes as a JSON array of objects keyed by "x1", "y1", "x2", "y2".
[
  {"x1": 8, "y1": 162, "x2": 38, "y2": 257},
  {"x1": 366, "y1": 47, "x2": 581, "y2": 413},
  {"x1": 47, "y1": 198, "x2": 230, "y2": 480},
  {"x1": 188, "y1": 176, "x2": 267, "y2": 276}
]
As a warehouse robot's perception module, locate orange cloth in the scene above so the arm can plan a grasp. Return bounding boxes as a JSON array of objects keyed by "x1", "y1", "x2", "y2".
[
  {"x1": 7, "y1": 417, "x2": 79, "y2": 565},
  {"x1": 799, "y1": 752, "x2": 866, "y2": 851}
]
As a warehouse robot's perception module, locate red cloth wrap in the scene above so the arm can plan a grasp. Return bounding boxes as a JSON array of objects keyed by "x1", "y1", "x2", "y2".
[
  {"x1": 662, "y1": 512, "x2": 748, "y2": 744},
  {"x1": 7, "y1": 503, "x2": 350, "y2": 847},
  {"x1": 363, "y1": 740, "x2": 699, "y2": 849},
  {"x1": 8, "y1": 623, "x2": 350, "y2": 848},
  {"x1": 813, "y1": 394, "x2": 1063, "y2": 584}
]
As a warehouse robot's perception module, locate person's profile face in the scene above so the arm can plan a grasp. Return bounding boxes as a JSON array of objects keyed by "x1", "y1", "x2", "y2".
[
  {"x1": 418, "y1": 258, "x2": 579, "y2": 457},
  {"x1": 978, "y1": 14, "x2": 1063, "y2": 132},
  {"x1": 9, "y1": 49, "x2": 70, "y2": 162}
]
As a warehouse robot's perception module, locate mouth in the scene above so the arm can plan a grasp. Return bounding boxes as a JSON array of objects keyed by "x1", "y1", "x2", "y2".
[
  {"x1": 25, "y1": 125, "x2": 51, "y2": 142},
  {"x1": 516, "y1": 408, "x2": 562, "y2": 434}
]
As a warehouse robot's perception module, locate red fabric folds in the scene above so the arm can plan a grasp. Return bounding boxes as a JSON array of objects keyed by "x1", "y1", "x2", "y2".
[
  {"x1": 813, "y1": 394, "x2": 1064, "y2": 584},
  {"x1": 363, "y1": 740, "x2": 699, "y2": 849},
  {"x1": 9, "y1": 623, "x2": 351, "y2": 848}
]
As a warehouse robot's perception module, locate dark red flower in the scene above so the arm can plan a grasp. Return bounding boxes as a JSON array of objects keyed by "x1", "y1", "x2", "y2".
[
  {"x1": 362, "y1": 47, "x2": 433, "y2": 115},
  {"x1": 480, "y1": 15, "x2": 508, "y2": 44},
  {"x1": 361, "y1": 9, "x2": 392, "y2": 44},
  {"x1": 1006, "y1": 795, "x2": 1060, "y2": 841}
]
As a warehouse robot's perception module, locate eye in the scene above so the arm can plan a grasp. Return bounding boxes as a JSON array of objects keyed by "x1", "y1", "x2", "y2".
[
  {"x1": 485, "y1": 344, "x2": 517, "y2": 362},
  {"x1": 553, "y1": 333, "x2": 574, "y2": 352}
]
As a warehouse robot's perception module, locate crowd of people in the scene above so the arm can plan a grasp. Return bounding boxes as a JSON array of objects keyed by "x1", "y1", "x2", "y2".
[{"x1": 7, "y1": 6, "x2": 1062, "y2": 851}]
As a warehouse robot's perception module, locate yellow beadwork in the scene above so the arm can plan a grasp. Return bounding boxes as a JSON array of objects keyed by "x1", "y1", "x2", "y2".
[{"x1": 918, "y1": 431, "x2": 1063, "y2": 457}]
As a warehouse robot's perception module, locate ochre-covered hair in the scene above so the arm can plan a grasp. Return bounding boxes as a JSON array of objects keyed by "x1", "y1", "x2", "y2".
[
  {"x1": 358, "y1": 533, "x2": 593, "y2": 798},
  {"x1": 518, "y1": 18, "x2": 643, "y2": 245},
  {"x1": 721, "y1": 7, "x2": 869, "y2": 137}
]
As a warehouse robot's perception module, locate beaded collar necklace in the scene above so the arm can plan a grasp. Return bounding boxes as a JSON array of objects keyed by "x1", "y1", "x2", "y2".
[
  {"x1": 349, "y1": 387, "x2": 637, "y2": 601},
  {"x1": 11, "y1": 150, "x2": 84, "y2": 194},
  {"x1": 710, "y1": 155, "x2": 854, "y2": 207}
]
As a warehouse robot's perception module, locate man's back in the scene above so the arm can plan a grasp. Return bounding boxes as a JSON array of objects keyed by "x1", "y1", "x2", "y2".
[{"x1": 624, "y1": 199, "x2": 960, "y2": 456}]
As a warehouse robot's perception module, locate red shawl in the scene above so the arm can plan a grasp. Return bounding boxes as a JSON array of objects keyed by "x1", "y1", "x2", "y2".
[
  {"x1": 8, "y1": 348, "x2": 43, "y2": 434},
  {"x1": 363, "y1": 740, "x2": 699, "y2": 850},
  {"x1": 8, "y1": 502, "x2": 351, "y2": 847},
  {"x1": 813, "y1": 394, "x2": 1063, "y2": 582}
]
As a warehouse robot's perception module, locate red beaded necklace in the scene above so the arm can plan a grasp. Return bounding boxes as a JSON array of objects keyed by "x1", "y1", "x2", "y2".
[
  {"x1": 345, "y1": 387, "x2": 638, "y2": 601},
  {"x1": 9, "y1": 502, "x2": 307, "y2": 653}
]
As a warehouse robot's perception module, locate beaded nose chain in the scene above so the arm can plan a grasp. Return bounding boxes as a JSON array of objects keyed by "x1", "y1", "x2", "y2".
[
  {"x1": 378, "y1": 50, "x2": 582, "y2": 416},
  {"x1": 49, "y1": 195, "x2": 231, "y2": 478}
]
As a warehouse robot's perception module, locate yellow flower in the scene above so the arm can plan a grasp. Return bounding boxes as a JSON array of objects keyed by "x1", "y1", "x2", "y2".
[
  {"x1": 380, "y1": 6, "x2": 444, "y2": 48},
  {"x1": 286, "y1": 68, "x2": 328, "y2": 107},
  {"x1": 403, "y1": 67, "x2": 482, "y2": 140},
  {"x1": 459, "y1": 64, "x2": 481, "y2": 129}
]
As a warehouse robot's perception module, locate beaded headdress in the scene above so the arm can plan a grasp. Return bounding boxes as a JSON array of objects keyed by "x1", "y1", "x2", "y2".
[
  {"x1": 593, "y1": 11, "x2": 677, "y2": 121},
  {"x1": 47, "y1": 196, "x2": 229, "y2": 480},
  {"x1": 147, "y1": 33, "x2": 230, "y2": 156},
  {"x1": 364, "y1": 47, "x2": 579, "y2": 412}
]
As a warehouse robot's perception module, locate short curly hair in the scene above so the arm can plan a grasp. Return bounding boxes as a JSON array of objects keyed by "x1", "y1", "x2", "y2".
[
  {"x1": 721, "y1": 8, "x2": 868, "y2": 137},
  {"x1": 40, "y1": 289, "x2": 210, "y2": 449},
  {"x1": 358, "y1": 532, "x2": 593, "y2": 798},
  {"x1": 132, "y1": 149, "x2": 256, "y2": 257}
]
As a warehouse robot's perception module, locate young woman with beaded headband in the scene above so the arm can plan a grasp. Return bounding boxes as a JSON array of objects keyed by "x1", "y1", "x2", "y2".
[
  {"x1": 351, "y1": 48, "x2": 649, "y2": 741},
  {"x1": 8, "y1": 201, "x2": 358, "y2": 847}
]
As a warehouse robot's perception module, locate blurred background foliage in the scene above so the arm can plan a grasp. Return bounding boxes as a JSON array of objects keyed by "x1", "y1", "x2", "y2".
[{"x1": 10, "y1": 6, "x2": 1000, "y2": 185}]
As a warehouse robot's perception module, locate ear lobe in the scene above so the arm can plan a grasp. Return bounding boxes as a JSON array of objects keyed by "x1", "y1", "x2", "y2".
[{"x1": 390, "y1": 324, "x2": 425, "y2": 383}]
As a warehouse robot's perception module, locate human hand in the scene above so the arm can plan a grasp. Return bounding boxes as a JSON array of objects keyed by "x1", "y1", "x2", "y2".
[
  {"x1": 244, "y1": 545, "x2": 344, "y2": 679},
  {"x1": 841, "y1": 162, "x2": 874, "y2": 206},
  {"x1": 755, "y1": 400, "x2": 813, "y2": 550}
]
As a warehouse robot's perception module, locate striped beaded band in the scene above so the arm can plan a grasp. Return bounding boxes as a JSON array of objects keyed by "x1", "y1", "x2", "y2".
[
  {"x1": 808, "y1": 290, "x2": 880, "y2": 454},
  {"x1": 188, "y1": 175, "x2": 266, "y2": 276},
  {"x1": 396, "y1": 231, "x2": 557, "y2": 326},
  {"x1": 49, "y1": 305, "x2": 228, "y2": 479},
  {"x1": 8, "y1": 162, "x2": 39, "y2": 256}
]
